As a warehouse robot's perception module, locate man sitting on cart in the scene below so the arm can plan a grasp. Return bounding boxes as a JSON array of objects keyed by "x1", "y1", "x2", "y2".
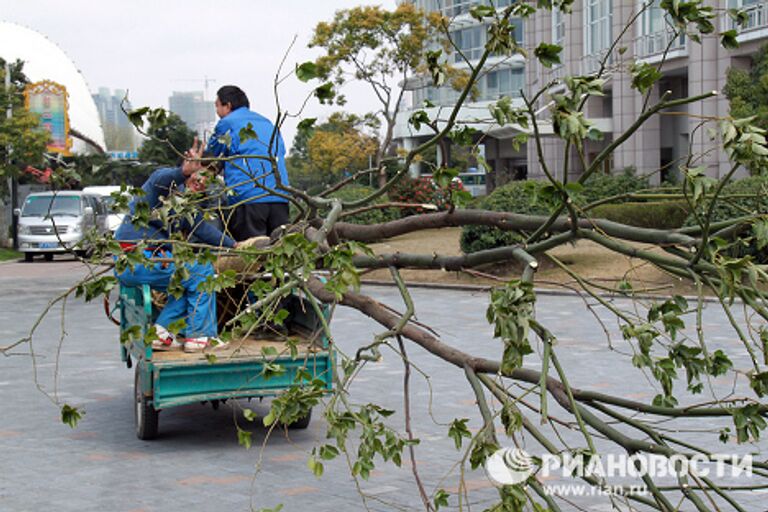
[{"x1": 114, "y1": 139, "x2": 236, "y2": 353}]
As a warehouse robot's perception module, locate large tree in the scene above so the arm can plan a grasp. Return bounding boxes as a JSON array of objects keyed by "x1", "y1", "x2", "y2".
[
  {"x1": 309, "y1": 3, "x2": 449, "y2": 187},
  {"x1": 289, "y1": 112, "x2": 380, "y2": 190},
  {"x1": 0, "y1": 58, "x2": 49, "y2": 193},
  {"x1": 136, "y1": 111, "x2": 195, "y2": 166},
  {"x1": 11, "y1": 2, "x2": 768, "y2": 511}
]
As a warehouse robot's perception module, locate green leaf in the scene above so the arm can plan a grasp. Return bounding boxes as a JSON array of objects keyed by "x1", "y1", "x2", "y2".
[
  {"x1": 630, "y1": 62, "x2": 663, "y2": 95},
  {"x1": 433, "y1": 489, "x2": 450, "y2": 510},
  {"x1": 297, "y1": 118, "x2": 316, "y2": 131},
  {"x1": 534, "y1": 42, "x2": 562, "y2": 68},
  {"x1": 167, "y1": 318, "x2": 187, "y2": 336},
  {"x1": 318, "y1": 444, "x2": 340, "y2": 460},
  {"x1": 261, "y1": 346, "x2": 279, "y2": 358},
  {"x1": 237, "y1": 428, "x2": 252, "y2": 449},
  {"x1": 127, "y1": 106, "x2": 149, "y2": 128},
  {"x1": 296, "y1": 61, "x2": 319, "y2": 82},
  {"x1": 752, "y1": 219, "x2": 768, "y2": 250},
  {"x1": 243, "y1": 408, "x2": 257, "y2": 422},
  {"x1": 314, "y1": 82, "x2": 335, "y2": 104},
  {"x1": 61, "y1": 404, "x2": 83, "y2": 428},
  {"x1": 720, "y1": 29, "x2": 740, "y2": 50},
  {"x1": 448, "y1": 418, "x2": 472, "y2": 450},
  {"x1": 470, "y1": 4, "x2": 496, "y2": 20},
  {"x1": 307, "y1": 455, "x2": 324, "y2": 477},
  {"x1": 239, "y1": 122, "x2": 258, "y2": 143},
  {"x1": 409, "y1": 110, "x2": 431, "y2": 130}
]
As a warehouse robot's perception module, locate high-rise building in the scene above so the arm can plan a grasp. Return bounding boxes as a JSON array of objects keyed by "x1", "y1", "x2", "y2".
[
  {"x1": 525, "y1": 0, "x2": 762, "y2": 184},
  {"x1": 394, "y1": 0, "x2": 528, "y2": 192},
  {"x1": 168, "y1": 91, "x2": 216, "y2": 139},
  {"x1": 396, "y1": 0, "x2": 767, "y2": 192},
  {"x1": 92, "y1": 87, "x2": 137, "y2": 151}
]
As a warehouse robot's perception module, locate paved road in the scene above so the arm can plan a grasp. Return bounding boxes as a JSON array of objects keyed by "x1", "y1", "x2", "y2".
[{"x1": 0, "y1": 256, "x2": 766, "y2": 511}]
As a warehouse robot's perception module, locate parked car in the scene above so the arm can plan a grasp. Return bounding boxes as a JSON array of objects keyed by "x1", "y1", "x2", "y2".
[
  {"x1": 82, "y1": 185, "x2": 129, "y2": 233},
  {"x1": 14, "y1": 191, "x2": 106, "y2": 262}
]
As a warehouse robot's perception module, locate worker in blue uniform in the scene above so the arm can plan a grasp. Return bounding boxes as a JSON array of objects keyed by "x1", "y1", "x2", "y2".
[
  {"x1": 115, "y1": 140, "x2": 236, "y2": 352},
  {"x1": 206, "y1": 85, "x2": 290, "y2": 240}
]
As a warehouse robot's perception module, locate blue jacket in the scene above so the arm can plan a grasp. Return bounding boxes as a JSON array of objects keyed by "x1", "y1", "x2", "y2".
[
  {"x1": 206, "y1": 107, "x2": 289, "y2": 205},
  {"x1": 115, "y1": 167, "x2": 235, "y2": 248}
]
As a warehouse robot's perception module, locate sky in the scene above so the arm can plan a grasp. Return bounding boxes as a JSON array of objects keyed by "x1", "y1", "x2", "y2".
[{"x1": 0, "y1": 0, "x2": 397, "y2": 149}]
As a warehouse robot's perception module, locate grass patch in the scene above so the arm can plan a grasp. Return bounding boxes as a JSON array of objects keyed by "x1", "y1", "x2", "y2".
[{"x1": 0, "y1": 248, "x2": 21, "y2": 262}]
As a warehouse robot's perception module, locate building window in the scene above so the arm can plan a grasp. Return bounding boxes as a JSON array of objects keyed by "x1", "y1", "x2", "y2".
[
  {"x1": 585, "y1": 0, "x2": 612, "y2": 56},
  {"x1": 441, "y1": 0, "x2": 478, "y2": 17},
  {"x1": 484, "y1": 67, "x2": 524, "y2": 100},
  {"x1": 452, "y1": 25, "x2": 485, "y2": 62},
  {"x1": 552, "y1": 7, "x2": 565, "y2": 47},
  {"x1": 510, "y1": 18, "x2": 524, "y2": 44}
]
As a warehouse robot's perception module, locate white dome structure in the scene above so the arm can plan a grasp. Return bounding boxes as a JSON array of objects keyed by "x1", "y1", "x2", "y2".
[{"x1": 0, "y1": 20, "x2": 106, "y2": 154}]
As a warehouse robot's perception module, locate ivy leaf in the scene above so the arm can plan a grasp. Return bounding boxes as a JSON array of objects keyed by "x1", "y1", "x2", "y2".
[
  {"x1": 534, "y1": 43, "x2": 562, "y2": 68},
  {"x1": 296, "y1": 61, "x2": 319, "y2": 82},
  {"x1": 61, "y1": 404, "x2": 83, "y2": 428}
]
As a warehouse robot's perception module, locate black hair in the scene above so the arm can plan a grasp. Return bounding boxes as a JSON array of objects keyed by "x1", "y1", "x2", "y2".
[{"x1": 216, "y1": 85, "x2": 249, "y2": 111}]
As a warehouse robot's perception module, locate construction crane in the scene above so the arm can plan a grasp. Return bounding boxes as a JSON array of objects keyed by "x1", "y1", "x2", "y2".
[{"x1": 172, "y1": 76, "x2": 217, "y2": 101}]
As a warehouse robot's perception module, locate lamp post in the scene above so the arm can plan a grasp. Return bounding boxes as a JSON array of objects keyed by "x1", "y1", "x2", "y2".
[{"x1": 4, "y1": 61, "x2": 18, "y2": 249}]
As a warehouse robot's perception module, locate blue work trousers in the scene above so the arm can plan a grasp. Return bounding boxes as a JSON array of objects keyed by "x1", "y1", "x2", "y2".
[{"x1": 116, "y1": 250, "x2": 217, "y2": 338}]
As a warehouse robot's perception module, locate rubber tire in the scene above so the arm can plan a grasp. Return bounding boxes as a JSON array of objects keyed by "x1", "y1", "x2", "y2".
[
  {"x1": 287, "y1": 407, "x2": 312, "y2": 429},
  {"x1": 43, "y1": 253, "x2": 53, "y2": 261},
  {"x1": 134, "y1": 366, "x2": 159, "y2": 440},
  {"x1": 24, "y1": 253, "x2": 33, "y2": 262}
]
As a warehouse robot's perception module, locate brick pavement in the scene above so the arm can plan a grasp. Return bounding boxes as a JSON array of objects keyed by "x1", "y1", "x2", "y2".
[{"x1": 0, "y1": 261, "x2": 766, "y2": 511}]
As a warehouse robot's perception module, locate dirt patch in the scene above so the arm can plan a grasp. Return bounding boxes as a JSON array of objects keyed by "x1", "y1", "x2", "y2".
[{"x1": 365, "y1": 227, "x2": 700, "y2": 296}]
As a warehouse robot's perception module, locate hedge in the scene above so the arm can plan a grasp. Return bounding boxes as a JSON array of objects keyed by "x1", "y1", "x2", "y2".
[
  {"x1": 683, "y1": 175, "x2": 768, "y2": 262},
  {"x1": 460, "y1": 171, "x2": 678, "y2": 253},
  {"x1": 590, "y1": 200, "x2": 690, "y2": 230}
]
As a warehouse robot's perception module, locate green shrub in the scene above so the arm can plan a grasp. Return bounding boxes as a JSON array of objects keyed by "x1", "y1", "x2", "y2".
[
  {"x1": 579, "y1": 168, "x2": 650, "y2": 205},
  {"x1": 460, "y1": 180, "x2": 550, "y2": 254},
  {"x1": 683, "y1": 175, "x2": 768, "y2": 261},
  {"x1": 460, "y1": 169, "x2": 679, "y2": 254},
  {"x1": 330, "y1": 185, "x2": 400, "y2": 225},
  {"x1": 590, "y1": 200, "x2": 690, "y2": 229}
]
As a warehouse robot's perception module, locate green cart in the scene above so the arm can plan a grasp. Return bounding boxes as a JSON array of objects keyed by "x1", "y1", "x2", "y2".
[{"x1": 117, "y1": 283, "x2": 335, "y2": 440}]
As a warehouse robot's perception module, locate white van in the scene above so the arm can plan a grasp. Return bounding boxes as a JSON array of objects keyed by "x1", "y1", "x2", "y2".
[
  {"x1": 82, "y1": 186, "x2": 129, "y2": 233},
  {"x1": 14, "y1": 191, "x2": 106, "y2": 262}
]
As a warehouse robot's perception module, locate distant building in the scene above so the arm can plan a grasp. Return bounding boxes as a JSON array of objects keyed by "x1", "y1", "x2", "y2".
[
  {"x1": 92, "y1": 87, "x2": 137, "y2": 151},
  {"x1": 168, "y1": 91, "x2": 216, "y2": 139},
  {"x1": 396, "y1": 0, "x2": 768, "y2": 193}
]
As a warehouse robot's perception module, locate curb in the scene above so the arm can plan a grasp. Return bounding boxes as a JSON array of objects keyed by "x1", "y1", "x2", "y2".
[{"x1": 359, "y1": 279, "x2": 730, "y2": 305}]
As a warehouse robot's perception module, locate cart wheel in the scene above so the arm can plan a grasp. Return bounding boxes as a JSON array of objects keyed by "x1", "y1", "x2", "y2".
[
  {"x1": 24, "y1": 253, "x2": 33, "y2": 263},
  {"x1": 287, "y1": 407, "x2": 312, "y2": 429},
  {"x1": 44, "y1": 253, "x2": 54, "y2": 261},
  {"x1": 134, "y1": 366, "x2": 159, "y2": 440}
]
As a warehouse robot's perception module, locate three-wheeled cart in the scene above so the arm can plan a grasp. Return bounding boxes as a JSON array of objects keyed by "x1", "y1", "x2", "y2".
[{"x1": 116, "y1": 283, "x2": 335, "y2": 439}]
